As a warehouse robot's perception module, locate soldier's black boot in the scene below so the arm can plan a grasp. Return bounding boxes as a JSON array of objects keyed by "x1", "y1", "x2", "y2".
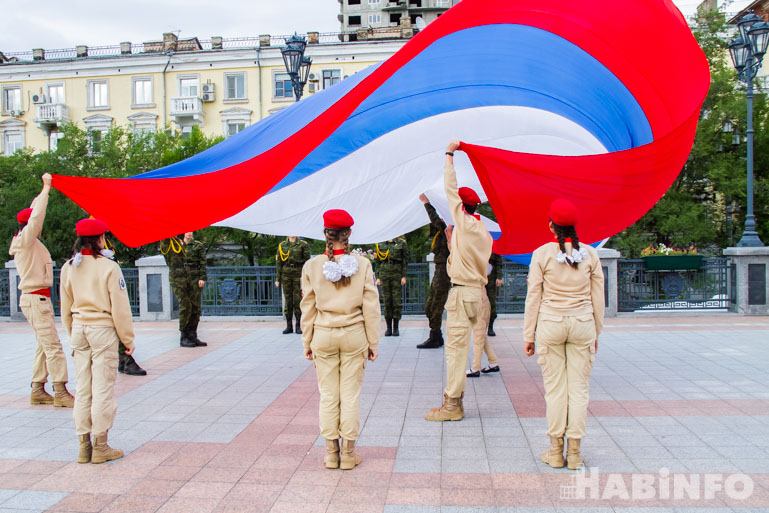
[
  {"x1": 282, "y1": 316, "x2": 293, "y2": 334},
  {"x1": 487, "y1": 319, "x2": 496, "y2": 337},
  {"x1": 188, "y1": 320, "x2": 207, "y2": 347},
  {"x1": 295, "y1": 313, "x2": 302, "y2": 335},
  {"x1": 180, "y1": 328, "x2": 196, "y2": 348},
  {"x1": 392, "y1": 319, "x2": 400, "y2": 336},
  {"x1": 417, "y1": 329, "x2": 444, "y2": 349},
  {"x1": 120, "y1": 354, "x2": 147, "y2": 376},
  {"x1": 384, "y1": 318, "x2": 393, "y2": 337}
]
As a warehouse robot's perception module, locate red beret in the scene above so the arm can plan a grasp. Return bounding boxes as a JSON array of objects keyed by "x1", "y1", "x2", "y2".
[
  {"x1": 17, "y1": 208, "x2": 33, "y2": 224},
  {"x1": 76, "y1": 218, "x2": 108, "y2": 237},
  {"x1": 458, "y1": 187, "x2": 481, "y2": 206},
  {"x1": 323, "y1": 209, "x2": 354, "y2": 230},
  {"x1": 549, "y1": 198, "x2": 578, "y2": 226}
]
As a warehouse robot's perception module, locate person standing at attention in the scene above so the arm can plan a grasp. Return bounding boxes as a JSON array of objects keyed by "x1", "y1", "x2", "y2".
[
  {"x1": 425, "y1": 141, "x2": 492, "y2": 422},
  {"x1": 523, "y1": 198, "x2": 604, "y2": 470},
  {"x1": 301, "y1": 210, "x2": 380, "y2": 470}
]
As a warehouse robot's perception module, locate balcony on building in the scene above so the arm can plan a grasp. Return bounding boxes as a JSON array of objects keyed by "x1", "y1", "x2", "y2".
[
  {"x1": 170, "y1": 96, "x2": 204, "y2": 124},
  {"x1": 34, "y1": 103, "x2": 69, "y2": 130}
]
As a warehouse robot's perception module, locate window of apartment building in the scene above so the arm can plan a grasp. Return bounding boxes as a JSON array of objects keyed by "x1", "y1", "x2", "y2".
[
  {"x1": 88, "y1": 130, "x2": 105, "y2": 154},
  {"x1": 87, "y1": 80, "x2": 109, "y2": 109},
  {"x1": 322, "y1": 69, "x2": 341, "y2": 90},
  {"x1": 369, "y1": 14, "x2": 381, "y2": 24},
  {"x1": 132, "y1": 77, "x2": 154, "y2": 107},
  {"x1": 2, "y1": 85, "x2": 22, "y2": 115},
  {"x1": 46, "y1": 83, "x2": 65, "y2": 104},
  {"x1": 409, "y1": 0, "x2": 422, "y2": 6},
  {"x1": 128, "y1": 112, "x2": 158, "y2": 135},
  {"x1": 435, "y1": 0, "x2": 450, "y2": 5},
  {"x1": 83, "y1": 114, "x2": 112, "y2": 154},
  {"x1": 348, "y1": 15, "x2": 361, "y2": 25},
  {"x1": 348, "y1": 0, "x2": 361, "y2": 4},
  {"x1": 390, "y1": 13, "x2": 402, "y2": 23},
  {"x1": 368, "y1": 0, "x2": 380, "y2": 3},
  {"x1": 179, "y1": 76, "x2": 200, "y2": 98},
  {"x1": 3, "y1": 133, "x2": 22, "y2": 156},
  {"x1": 274, "y1": 73, "x2": 294, "y2": 99},
  {"x1": 226, "y1": 122, "x2": 246, "y2": 137},
  {"x1": 49, "y1": 131, "x2": 64, "y2": 151},
  {"x1": 224, "y1": 72, "x2": 246, "y2": 101}
]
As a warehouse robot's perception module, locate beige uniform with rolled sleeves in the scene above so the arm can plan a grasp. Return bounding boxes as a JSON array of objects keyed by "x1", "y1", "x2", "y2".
[
  {"x1": 443, "y1": 162, "x2": 493, "y2": 399},
  {"x1": 60, "y1": 255, "x2": 135, "y2": 437},
  {"x1": 523, "y1": 242, "x2": 604, "y2": 439},
  {"x1": 9, "y1": 189, "x2": 69, "y2": 385},
  {"x1": 301, "y1": 254, "x2": 381, "y2": 441}
]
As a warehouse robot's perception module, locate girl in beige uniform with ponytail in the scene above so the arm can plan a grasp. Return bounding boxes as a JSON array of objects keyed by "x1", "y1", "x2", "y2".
[
  {"x1": 301, "y1": 209, "x2": 380, "y2": 470},
  {"x1": 523, "y1": 199, "x2": 604, "y2": 470},
  {"x1": 60, "y1": 218, "x2": 136, "y2": 464}
]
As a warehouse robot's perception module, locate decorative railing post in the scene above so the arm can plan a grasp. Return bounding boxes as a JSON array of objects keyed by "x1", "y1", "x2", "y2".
[
  {"x1": 597, "y1": 248, "x2": 620, "y2": 317},
  {"x1": 135, "y1": 255, "x2": 173, "y2": 321},
  {"x1": 4, "y1": 260, "x2": 22, "y2": 319},
  {"x1": 723, "y1": 247, "x2": 769, "y2": 315}
]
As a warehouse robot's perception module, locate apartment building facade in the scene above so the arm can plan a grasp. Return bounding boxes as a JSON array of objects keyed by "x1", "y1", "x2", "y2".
[
  {"x1": 338, "y1": 0, "x2": 455, "y2": 38},
  {"x1": 0, "y1": 32, "x2": 407, "y2": 155}
]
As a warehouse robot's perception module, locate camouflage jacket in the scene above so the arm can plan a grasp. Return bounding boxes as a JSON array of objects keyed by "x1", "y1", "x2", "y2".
[
  {"x1": 276, "y1": 238, "x2": 311, "y2": 282},
  {"x1": 425, "y1": 202, "x2": 449, "y2": 265},
  {"x1": 488, "y1": 252, "x2": 502, "y2": 284},
  {"x1": 375, "y1": 238, "x2": 409, "y2": 278},
  {"x1": 162, "y1": 237, "x2": 207, "y2": 282}
]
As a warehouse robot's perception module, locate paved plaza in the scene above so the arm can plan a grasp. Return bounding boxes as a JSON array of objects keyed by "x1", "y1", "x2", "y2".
[{"x1": 0, "y1": 314, "x2": 767, "y2": 512}]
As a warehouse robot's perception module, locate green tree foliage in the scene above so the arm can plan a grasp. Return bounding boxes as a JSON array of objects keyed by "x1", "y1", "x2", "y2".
[{"x1": 609, "y1": 9, "x2": 768, "y2": 257}]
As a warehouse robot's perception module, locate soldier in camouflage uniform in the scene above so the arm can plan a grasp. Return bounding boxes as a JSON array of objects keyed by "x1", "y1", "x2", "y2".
[
  {"x1": 417, "y1": 193, "x2": 450, "y2": 349},
  {"x1": 275, "y1": 236, "x2": 311, "y2": 334},
  {"x1": 375, "y1": 237, "x2": 409, "y2": 336},
  {"x1": 162, "y1": 232, "x2": 207, "y2": 348},
  {"x1": 486, "y1": 252, "x2": 503, "y2": 336}
]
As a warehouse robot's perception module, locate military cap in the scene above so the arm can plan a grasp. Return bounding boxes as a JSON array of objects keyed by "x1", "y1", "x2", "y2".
[
  {"x1": 17, "y1": 208, "x2": 33, "y2": 224},
  {"x1": 76, "y1": 218, "x2": 108, "y2": 237},
  {"x1": 549, "y1": 198, "x2": 578, "y2": 226},
  {"x1": 458, "y1": 187, "x2": 481, "y2": 206}
]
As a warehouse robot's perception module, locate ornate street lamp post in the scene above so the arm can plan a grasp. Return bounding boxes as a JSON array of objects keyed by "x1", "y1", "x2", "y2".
[
  {"x1": 728, "y1": 13, "x2": 769, "y2": 247},
  {"x1": 280, "y1": 34, "x2": 312, "y2": 102}
]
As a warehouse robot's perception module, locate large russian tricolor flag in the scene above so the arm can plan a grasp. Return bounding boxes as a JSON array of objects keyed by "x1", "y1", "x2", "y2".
[{"x1": 52, "y1": 0, "x2": 710, "y2": 254}]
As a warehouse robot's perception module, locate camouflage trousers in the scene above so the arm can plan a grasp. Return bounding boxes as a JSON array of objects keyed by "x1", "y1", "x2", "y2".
[
  {"x1": 170, "y1": 276, "x2": 202, "y2": 330},
  {"x1": 378, "y1": 265, "x2": 403, "y2": 320},
  {"x1": 281, "y1": 270, "x2": 302, "y2": 319},
  {"x1": 425, "y1": 263, "x2": 450, "y2": 331},
  {"x1": 486, "y1": 282, "x2": 498, "y2": 322}
]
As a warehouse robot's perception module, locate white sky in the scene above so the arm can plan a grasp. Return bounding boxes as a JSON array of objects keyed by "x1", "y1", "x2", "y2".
[{"x1": 0, "y1": 0, "x2": 756, "y2": 53}]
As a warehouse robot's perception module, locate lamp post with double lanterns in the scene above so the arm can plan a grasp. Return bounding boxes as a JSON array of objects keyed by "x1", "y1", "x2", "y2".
[
  {"x1": 728, "y1": 13, "x2": 769, "y2": 247},
  {"x1": 280, "y1": 34, "x2": 312, "y2": 102}
]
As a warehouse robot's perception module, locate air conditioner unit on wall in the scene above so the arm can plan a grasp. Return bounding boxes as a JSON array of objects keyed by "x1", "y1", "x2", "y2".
[
  {"x1": 202, "y1": 92, "x2": 215, "y2": 102},
  {"x1": 309, "y1": 83, "x2": 317, "y2": 93},
  {"x1": 202, "y1": 83, "x2": 215, "y2": 93},
  {"x1": 308, "y1": 73, "x2": 316, "y2": 80},
  {"x1": 32, "y1": 93, "x2": 48, "y2": 104}
]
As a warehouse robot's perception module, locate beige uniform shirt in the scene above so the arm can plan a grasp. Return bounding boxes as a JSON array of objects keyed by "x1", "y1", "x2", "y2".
[
  {"x1": 444, "y1": 162, "x2": 493, "y2": 287},
  {"x1": 60, "y1": 255, "x2": 135, "y2": 349},
  {"x1": 523, "y1": 242, "x2": 605, "y2": 342},
  {"x1": 8, "y1": 190, "x2": 54, "y2": 293},
  {"x1": 300, "y1": 254, "x2": 381, "y2": 351}
]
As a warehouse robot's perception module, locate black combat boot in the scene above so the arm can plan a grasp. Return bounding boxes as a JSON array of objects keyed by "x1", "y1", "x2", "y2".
[
  {"x1": 384, "y1": 318, "x2": 393, "y2": 337},
  {"x1": 487, "y1": 319, "x2": 496, "y2": 337},
  {"x1": 180, "y1": 328, "x2": 196, "y2": 348},
  {"x1": 392, "y1": 319, "x2": 400, "y2": 336},
  {"x1": 417, "y1": 329, "x2": 444, "y2": 349},
  {"x1": 282, "y1": 316, "x2": 293, "y2": 334},
  {"x1": 295, "y1": 313, "x2": 302, "y2": 335},
  {"x1": 119, "y1": 354, "x2": 147, "y2": 376},
  {"x1": 188, "y1": 320, "x2": 207, "y2": 346}
]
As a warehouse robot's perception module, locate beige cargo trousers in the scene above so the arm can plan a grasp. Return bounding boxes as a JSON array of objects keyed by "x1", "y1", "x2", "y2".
[
  {"x1": 311, "y1": 323, "x2": 368, "y2": 441},
  {"x1": 70, "y1": 325, "x2": 120, "y2": 436},
  {"x1": 19, "y1": 294, "x2": 68, "y2": 383},
  {"x1": 535, "y1": 313, "x2": 597, "y2": 439},
  {"x1": 471, "y1": 290, "x2": 498, "y2": 371},
  {"x1": 444, "y1": 285, "x2": 482, "y2": 398}
]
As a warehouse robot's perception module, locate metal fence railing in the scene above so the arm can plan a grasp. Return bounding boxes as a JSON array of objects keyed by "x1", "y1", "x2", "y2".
[
  {"x1": 496, "y1": 263, "x2": 531, "y2": 314},
  {"x1": 201, "y1": 266, "x2": 281, "y2": 316},
  {"x1": 49, "y1": 267, "x2": 139, "y2": 317},
  {"x1": 617, "y1": 258, "x2": 730, "y2": 312},
  {"x1": 0, "y1": 269, "x2": 9, "y2": 317}
]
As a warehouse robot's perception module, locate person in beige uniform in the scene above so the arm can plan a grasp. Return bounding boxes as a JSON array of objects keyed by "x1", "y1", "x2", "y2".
[
  {"x1": 60, "y1": 218, "x2": 136, "y2": 464},
  {"x1": 9, "y1": 173, "x2": 74, "y2": 408},
  {"x1": 301, "y1": 209, "x2": 380, "y2": 470},
  {"x1": 466, "y1": 286, "x2": 499, "y2": 378},
  {"x1": 426, "y1": 140, "x2": 493, "y2": 422},
  {"x1": 523, "y1": 199, "x2": 604, "y2": 470}
]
